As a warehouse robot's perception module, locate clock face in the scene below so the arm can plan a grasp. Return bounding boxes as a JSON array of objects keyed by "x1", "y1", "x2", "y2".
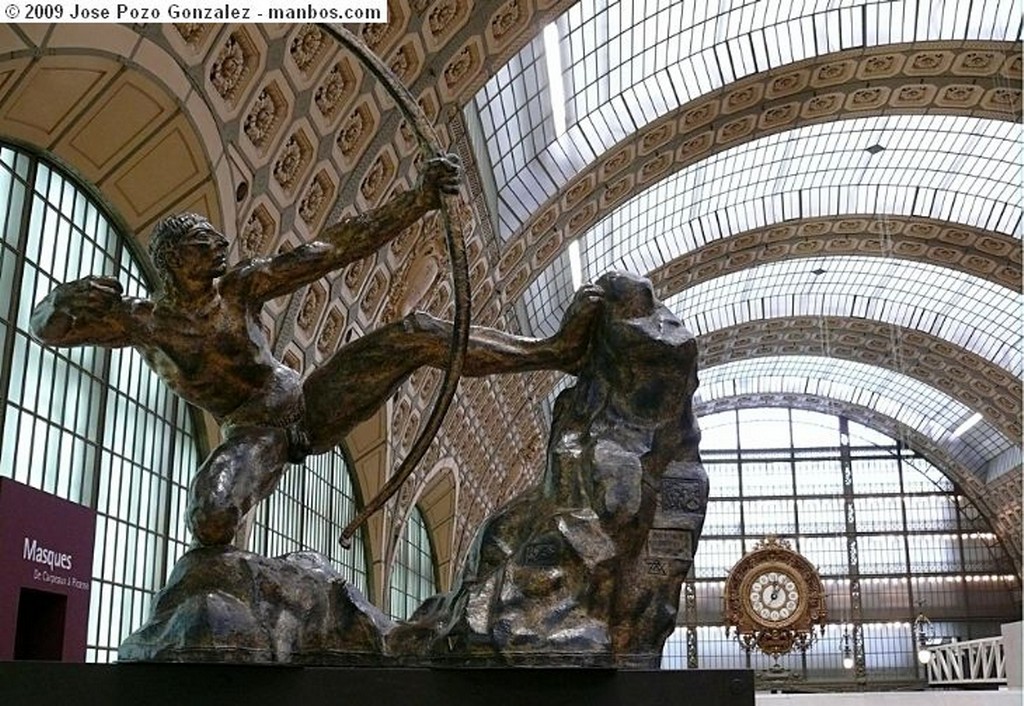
[{"x1": 741, "y1": 564, "x2": 806, "y2": 627}]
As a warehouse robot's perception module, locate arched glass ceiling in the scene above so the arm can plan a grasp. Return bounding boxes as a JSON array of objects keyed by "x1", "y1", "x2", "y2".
[
  {"x1": 470, "y1": 0, "x2": 1021, "y2": 238},
  {"x1": 696, "y1": 355, "x2": 1019, "y2": 475},
  {"x1": 666, "y1": 257, "x2": 1022, "y2": 376},
  {"x1": 696, "y1": 407, "x2": 926, "y2": 453},
  {"x1": 528, "y1": 255, "x2": 1021, "y2": 374},
  {"x1": 521, "y1": 115, "x2": 1020, "y2": 341},
  {"x1": 581, "y1": 115, "x2": 1020, "y2": 271}
]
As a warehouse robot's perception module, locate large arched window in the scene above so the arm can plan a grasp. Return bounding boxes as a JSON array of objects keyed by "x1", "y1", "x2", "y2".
[
  {"x1": 0, "y1": 143, "x2": 373, "y2": 660},
  {"x1": 388, "y1": 505, "x2": 438, "y2": 620},
  {"x1": 0, "y1": 143, "x2": 199, "y2": 662},
  {"x1": 661, "y1": 408, "x2": 1019, "y2": 685}
]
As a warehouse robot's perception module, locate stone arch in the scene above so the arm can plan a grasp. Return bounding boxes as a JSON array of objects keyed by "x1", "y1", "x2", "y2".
[
  {"x1": 0, "y1": 28, "x2": 237, "y2": 458},
  {"x1": 0, "y1": 25, "x2": 233, "y2": 248},
  {"x1": 698, "y1": 317, "x2": 1021, "y2": 444},
  {"x1": 343, "y1": 405, "x2": 392, "y2": 604},
  {"x1": 650, "y1": 216, "x2": 1020, "y2": 298},
  {"x1": 405, "y1": 460, "x2": 460, "y2": 591}
]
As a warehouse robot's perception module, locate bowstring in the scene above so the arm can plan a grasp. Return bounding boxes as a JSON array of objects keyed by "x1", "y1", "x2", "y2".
[{"x1": 318, "y1": 24, "x2": 471, "y2": 548}]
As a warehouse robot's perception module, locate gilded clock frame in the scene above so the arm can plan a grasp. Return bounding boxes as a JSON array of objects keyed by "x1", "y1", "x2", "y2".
[{"x1": 723, "y1": 536, "x2": 827, "y2": 656}]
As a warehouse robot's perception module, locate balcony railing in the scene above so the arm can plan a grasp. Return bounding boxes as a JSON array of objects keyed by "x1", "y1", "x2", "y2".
[{"x1": 925, "y1": 635, "x2": 1006, "y2": 687}]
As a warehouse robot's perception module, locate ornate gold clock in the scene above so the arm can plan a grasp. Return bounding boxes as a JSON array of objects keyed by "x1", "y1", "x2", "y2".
[{"x1": 724, "y1": 536, "x2": 827, "y2": 656}]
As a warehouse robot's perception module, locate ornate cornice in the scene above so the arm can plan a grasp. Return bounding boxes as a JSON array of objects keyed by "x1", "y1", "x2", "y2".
[
  {"x1": 649, "y1": 215, "x2": 1021, "y2": 297},
  {"x1": 699, "y1": 317, "x2": 1021, "y2": 443}
]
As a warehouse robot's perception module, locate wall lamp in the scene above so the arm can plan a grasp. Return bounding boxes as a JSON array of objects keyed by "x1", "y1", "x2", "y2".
[{"x1": 914, "y1": 611, "x2": 934, "y2": 665}]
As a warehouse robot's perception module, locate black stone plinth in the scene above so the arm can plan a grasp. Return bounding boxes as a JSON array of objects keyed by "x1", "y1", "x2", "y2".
[{"x1": 0, "y1": 662, "x2": 753, "y2": 706}]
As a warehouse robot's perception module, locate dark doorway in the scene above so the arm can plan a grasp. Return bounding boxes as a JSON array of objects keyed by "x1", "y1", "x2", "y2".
[{"x1": 13, "y1": 588, "x2": 67, "y2": 660}]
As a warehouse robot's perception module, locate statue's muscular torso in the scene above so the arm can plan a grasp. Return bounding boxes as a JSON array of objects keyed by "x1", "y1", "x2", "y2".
[{"x1": 134, "y1": 274, "x2": 304, "y2": 428}]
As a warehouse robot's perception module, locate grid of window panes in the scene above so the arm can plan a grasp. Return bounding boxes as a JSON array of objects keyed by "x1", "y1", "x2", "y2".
[
  {"x1": 521, "y1": 115, "x2": 1022, "y2": 341},
  {"x1": 662, "y1": 407, "x2": 1019, "y2": 684},
  {"x1": 470, "y1": 0, "x2": 1020, "y2": 241},
  {"x1": 249, "y1": 447, "x2": 369, "y2": 596},
  {"x1": 467, "y1": 32, "x2": 559, "y2": 237},
  {"x1": 388, "y1": 505, "x2": 438, "y2": 620},
  {"x1": 0, "y1": 144, "x2": 198, "y2": 662},
  {"x1": 694, "y1": 355, "x2": 1017, "y2": 476},
  {"x1": 583, "y1": 115, "x2": 1020, "y2": 276},
  {"x1": 665, "y1": 255, "x2": 1022, "y2": 376}
]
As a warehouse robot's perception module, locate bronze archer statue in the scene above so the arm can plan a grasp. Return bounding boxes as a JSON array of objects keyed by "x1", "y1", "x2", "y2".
[{"x1": 30, "y1": 155, "x2": 602, "y2": 547}]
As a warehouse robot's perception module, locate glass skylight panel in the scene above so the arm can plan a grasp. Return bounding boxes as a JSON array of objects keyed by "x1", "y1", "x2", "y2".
[
  {"x1": 664, "y1": 256, "x2": 1022, "y2": 376},
  {"x1": 578, "y1": 115, "x2": 1022, "y2": 270},
  {"x1": 517, "y1": 114, "x2": 1020, "y2": 339},
  {"x1": 470, "y1": 0, "x2": 1017, "y2": 240},
  {"x1": 522, "y1": 251, "x2": 579, "y2": 339},
  {"x1": 695, "y1": 355, "x2": 1016, "y2": 474}
]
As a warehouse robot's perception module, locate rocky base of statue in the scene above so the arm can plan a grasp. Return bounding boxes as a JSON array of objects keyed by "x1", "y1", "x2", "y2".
[
  {"x1": 117, "y1": 547, "x2": 395, "y2": 664},
  {"x1": 389, "y1": 272, "x2": 708, "y2": 668}
]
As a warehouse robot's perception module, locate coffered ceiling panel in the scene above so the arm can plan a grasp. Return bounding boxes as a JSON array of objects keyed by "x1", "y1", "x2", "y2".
[
  {"x1": 55, "y1": 72, "x2": 175, "y2": 182},
  {"x1": 0, "y1": 55, "x2": 120, "y2": 148},
  {"x1": 99, "y1": 115, "x2": 210, "y2": 226}
]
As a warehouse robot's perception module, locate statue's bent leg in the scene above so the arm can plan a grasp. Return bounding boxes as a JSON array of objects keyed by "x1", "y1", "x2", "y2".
[
  {"x1": 302, "y1": 313, "x2": 444, "y2": 453},
  {"x1": 303, "y1": 311, "x2": 581, "y2": 454},
  {"x1": 187, "y1": 426, "x2": 290, "y2": 545}
]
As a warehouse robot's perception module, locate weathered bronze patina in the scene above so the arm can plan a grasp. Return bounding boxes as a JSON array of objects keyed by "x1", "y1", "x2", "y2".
[
  {"x1": 29, "y1": 157, "x2": 599, "y2": 549},
  {"x1": 33, "y1": 22, "x2": 707, "y2": 664},
  {"x1": 114, "y1": 272, "x2": 707, "y2": 666},
  {"x1": 391, "y1": 271, "x2": 708, "y2": 667}
]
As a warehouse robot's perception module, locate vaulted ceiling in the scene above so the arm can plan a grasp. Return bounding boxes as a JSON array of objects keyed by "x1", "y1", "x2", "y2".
[{"x1": 0, "y1": 3, "x2": 1019, "y2": 584}]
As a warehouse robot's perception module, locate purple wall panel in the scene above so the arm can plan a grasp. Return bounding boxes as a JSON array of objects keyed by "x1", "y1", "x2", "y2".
[{"x1": 0, "y1": 478, "x2": 97, "y2": 661}]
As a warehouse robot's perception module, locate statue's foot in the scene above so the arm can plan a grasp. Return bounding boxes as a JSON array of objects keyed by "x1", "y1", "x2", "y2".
[{"x1": 552, "y1": 283, "x2": 604, "y2": 366}]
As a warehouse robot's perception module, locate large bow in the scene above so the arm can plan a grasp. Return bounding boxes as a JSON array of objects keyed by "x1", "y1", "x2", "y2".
[{"x1": 318, "y1": 24, "x2": 471, "y2": 549}]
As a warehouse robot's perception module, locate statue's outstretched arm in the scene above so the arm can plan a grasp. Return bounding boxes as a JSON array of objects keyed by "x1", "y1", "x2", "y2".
[
  {"x1": 242, "y1": 155, "x2": 461, "y2": 302},
  {"x1": 29, "y1": 275, "x2": 146, "y2": 348}
]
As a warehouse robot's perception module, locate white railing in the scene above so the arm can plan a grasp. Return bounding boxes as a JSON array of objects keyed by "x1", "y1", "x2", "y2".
[{"x1": 926, "y1": 635, "x2": 1006, "y2": 687}]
